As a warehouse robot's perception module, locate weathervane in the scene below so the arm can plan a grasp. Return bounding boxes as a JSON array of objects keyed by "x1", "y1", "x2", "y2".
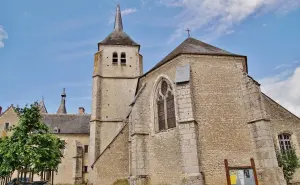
[{"x1": 185, "y1": 28, "x2": 191, "y2": 38}]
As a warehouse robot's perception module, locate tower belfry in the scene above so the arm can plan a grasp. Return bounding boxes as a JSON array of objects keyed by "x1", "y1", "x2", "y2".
[{"x1": 89, "y1": 4, "x2": 143, "y2": 176}]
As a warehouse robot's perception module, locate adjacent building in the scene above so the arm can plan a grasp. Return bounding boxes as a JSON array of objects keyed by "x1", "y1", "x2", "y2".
[{"x1": 0, "y1": 89, "x2": 91, "y2": 185}]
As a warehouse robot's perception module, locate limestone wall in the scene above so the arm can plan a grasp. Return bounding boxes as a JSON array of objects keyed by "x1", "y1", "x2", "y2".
[
  {"x1": 263, "y1": 94, "x2": 300, "y2": 184},
  {"x1": 91, "y1": 124, "x2": 129, "y2": 185},
  {"x1": 128, "y1": 54, "x2": 258, "y2": 185},
  {"x1": 99, "y1": 45, "x2": 142, "y2": 77},
  {"x1": 130, "y1": 59, "x2": 184, "y2": 185},
  {"x1": 189, "y1": 55, "x2": 255, "y2": 185}
]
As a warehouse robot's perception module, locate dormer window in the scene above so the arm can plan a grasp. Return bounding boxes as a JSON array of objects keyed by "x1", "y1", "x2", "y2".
[
  {"x1": 121, "y1": 52, "x2": 126, "y2": 65},
  {"x1": 112, "y1": 52, "x2": 118, "y2": 64},
  {"x1": 54, "y1": 126, "x2": 60, "y2": 133}
]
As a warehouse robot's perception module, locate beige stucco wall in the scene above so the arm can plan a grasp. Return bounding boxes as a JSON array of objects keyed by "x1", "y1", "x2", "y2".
[
  {"x1": 10, "y1": 134, "x2": 90, "y2": 185},
  {"x1": 53, "y1": 134, "x2": 90, "y2": 185},
  {"x1": 0, "y1": 107, "x2": 19, "y2": 137},
  {"x1": 263, "y1": 94, "x2": 300, "y2": 184},
  {"x1": 0, "y1": 110, "x2": 90, "y2": 185}
]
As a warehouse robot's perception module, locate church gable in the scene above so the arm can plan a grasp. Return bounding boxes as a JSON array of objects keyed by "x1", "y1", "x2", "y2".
[
  {"x1": 146, "y1": 37, "x2": 247, "y2": 75},
  {"x1": 263, "y1": 93, "x2": 300, "y2": 122}
]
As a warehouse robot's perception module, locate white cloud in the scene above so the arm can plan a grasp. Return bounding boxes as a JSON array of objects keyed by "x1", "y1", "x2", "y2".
[
  {"x1": 158, "y1": 0, "x2": 300, "y2": 42},
  {"x1": 109, "y1": 8, "x2": 138, "y2": 24},
  {"x1": 259, "y1": 67, "x2": 300, "y2": 117},
  {"x1": 0, "y1": 26, "x2": 8, "y2": 48},
  {"x1": 273, "y1": 60, "x2": 300, "y2": 70},
  {"x1": 122, "y1": 8, "x2": 138, "y2": 16}
]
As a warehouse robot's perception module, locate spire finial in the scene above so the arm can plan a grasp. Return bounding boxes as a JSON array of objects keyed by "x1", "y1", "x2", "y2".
[
  {"x1": 185, "y1": 28, "x2": 191, "y2": 38},
  {"x1": 114, "y1": 3, "x2": 123, "y2": 31},
  {"x1": 57, "y1": 88, "x2": 67, "y2": 114}
]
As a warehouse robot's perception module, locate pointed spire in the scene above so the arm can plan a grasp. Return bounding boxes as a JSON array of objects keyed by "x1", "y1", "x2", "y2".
[
  {"x1": 38, "y1": 97, "x2": 48, "y2": 114},
  {"x1": 57, "y1": 88, "x2": 67, "y2": 114},
  {"x1": 114, "y1": 4, "x2": 123, "y2": 31}
]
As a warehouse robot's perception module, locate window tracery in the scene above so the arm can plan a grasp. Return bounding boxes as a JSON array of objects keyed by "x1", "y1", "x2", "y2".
[{"x1": 156, "y1": 79, "x2": 176, "y2": 132}]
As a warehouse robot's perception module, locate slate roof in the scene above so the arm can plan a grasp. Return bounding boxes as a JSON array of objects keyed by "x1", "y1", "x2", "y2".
[
  {"x1": 57, "y1": 88, "x2": 67, "y2": 114},
  {"x1": 98, "y1": 4, "x2": 139, "y2": 47},
  {"x1": 146, "y1": 37, "x2": 246, "y2": 75},
  {"x1": 99, "y1": 30, "x2": 139, "y2": 46},
  {"x1": 38, "y1": 100, "x2": 48, "y2": 114},
  {"x1": 42, "y1": 114, "x2": 90, "y2": 134}
]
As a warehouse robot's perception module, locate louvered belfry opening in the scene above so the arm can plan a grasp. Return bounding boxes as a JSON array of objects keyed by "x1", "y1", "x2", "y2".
[
  {"x1": 113, "y1": 52, "x2": 118, "y2": 64},
  {"x1": 121, "y1": 52, "x2": 126, "y2": 64}
]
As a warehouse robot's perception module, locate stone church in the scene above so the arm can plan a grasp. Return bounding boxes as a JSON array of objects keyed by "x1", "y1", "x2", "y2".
[{"x1": 88, "y1": 4, "x2": 300, "y2": 185}]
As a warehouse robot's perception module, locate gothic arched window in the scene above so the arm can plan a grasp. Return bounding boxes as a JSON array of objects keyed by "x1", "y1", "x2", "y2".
[
  {"x1": 112, "y1": 52, "x2": 118, "y2": 64},
  {"x1": 278, "y1": 133, "x2": 292, "y2": 152},
  {"x1": 121, "y1": 52, "x2": 126, "y2": 64},
  {"x1": 156, "y1": 79, "x2": 176, "y2": 132}
]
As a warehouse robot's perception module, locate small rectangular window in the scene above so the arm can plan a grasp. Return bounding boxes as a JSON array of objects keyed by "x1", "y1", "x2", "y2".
[
  {"x1": 83, "y1": 166, "x2": 88, "y2": 173},
  {"x1": 4, "y1": 122, "x2": 9, "y2": 131},
  {"x1": 84, "y1": 145, "x2": 89, "y2": 153}
]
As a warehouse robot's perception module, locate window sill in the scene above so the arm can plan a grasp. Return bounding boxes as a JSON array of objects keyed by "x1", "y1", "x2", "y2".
[{"x1": 154, "y1": 127, "x2": 177, "y2": 135}]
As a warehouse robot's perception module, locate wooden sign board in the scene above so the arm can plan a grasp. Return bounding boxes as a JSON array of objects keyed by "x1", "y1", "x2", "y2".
[{"x1": 224, "y1": 158, "x2": 259, "y2": 185}]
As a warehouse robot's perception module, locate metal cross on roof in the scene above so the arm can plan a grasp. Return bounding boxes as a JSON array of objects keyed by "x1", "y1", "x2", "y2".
[{"x1": 185, "y1": 28, "x2": 191, "y2": 38}]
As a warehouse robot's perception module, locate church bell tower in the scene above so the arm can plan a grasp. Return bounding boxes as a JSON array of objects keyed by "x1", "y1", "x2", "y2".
[{"x1": 89, "y1": 4, "x2": 143, "y2": 168}]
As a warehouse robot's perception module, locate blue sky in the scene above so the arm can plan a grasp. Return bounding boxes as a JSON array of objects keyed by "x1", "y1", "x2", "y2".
[{"x1": 0, "y1": 0, "x2": 300, "y2": 115}]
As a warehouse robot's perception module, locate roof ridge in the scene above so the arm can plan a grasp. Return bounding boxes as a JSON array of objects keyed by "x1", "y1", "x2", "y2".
[
  {"x1": 144, "y1": 37, "x2": 246, "y2": 76},
  {"x1": 262, "y1": 92, "x2": 300, "y2": 121},
  {"x1": 43, "y1": 113, "x2": 91, "y2": 116},
  {"x1": 0, "y1": 105, "x2": 18, "y2": 118}
]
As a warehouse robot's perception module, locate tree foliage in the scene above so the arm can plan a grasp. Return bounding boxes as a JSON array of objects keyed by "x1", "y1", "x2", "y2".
[
  {"x1": 276, "y1": 146, "x2": 300, "y2": 184},
  {"x1": 0, "y1": 102, "x2": 65, "y2": 179}
]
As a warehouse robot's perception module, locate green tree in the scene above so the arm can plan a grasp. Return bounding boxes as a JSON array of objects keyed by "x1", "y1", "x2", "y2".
[
  {"x1": 276, "y1": 146, "x2": 300, "y2": 184},
  {"x1": 0, "y1": 102, "x2": 65, "y2": 181}
]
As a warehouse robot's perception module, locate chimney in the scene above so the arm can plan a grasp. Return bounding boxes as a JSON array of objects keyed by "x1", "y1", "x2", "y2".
[
  {"x1": 0, "y1": 106, "x2": 2, "y2": 115},
  {"x1": 78, "y1": 107, "x2": 85, "y2": 115}
]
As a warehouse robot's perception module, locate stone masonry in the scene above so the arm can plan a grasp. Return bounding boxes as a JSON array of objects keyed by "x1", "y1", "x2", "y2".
[
  {"x1": 242, "y1": 75, "x2": 286, "y2": 185},
  {"x1": 176, "y1": 81, "x2": 203, "y2": 184}
]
